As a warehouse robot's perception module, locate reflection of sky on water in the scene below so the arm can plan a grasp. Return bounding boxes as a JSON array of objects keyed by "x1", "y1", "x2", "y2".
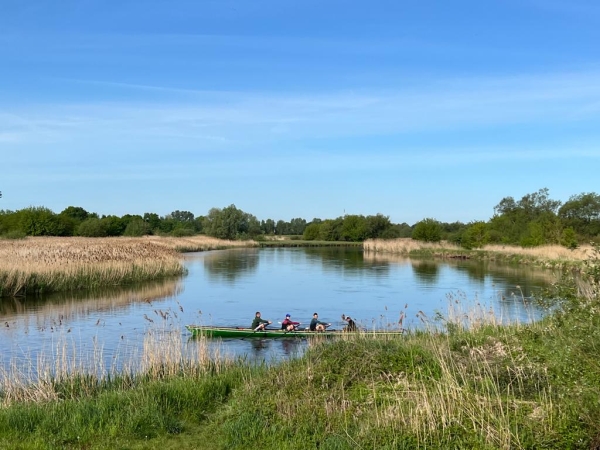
[{"x1": 1, "y1": 247, "x2": 557, "y2": 375}]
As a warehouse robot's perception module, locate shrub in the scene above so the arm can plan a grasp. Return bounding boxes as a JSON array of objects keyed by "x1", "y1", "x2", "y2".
[{"x1": 412, "y1": 218, "x2": 442, "y2": 242}]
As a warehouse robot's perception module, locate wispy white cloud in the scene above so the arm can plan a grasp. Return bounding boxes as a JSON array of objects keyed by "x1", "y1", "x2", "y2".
[{"x1": 2, "y1": 69, "x2": 600, "y2": 154}]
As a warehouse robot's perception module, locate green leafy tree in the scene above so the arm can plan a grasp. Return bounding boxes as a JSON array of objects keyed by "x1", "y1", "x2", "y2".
[
  {"x1": 412, "y1": 218, "x2": 442, "y2": 243},
  {"x1": 77, "y1": 218, "x2": 108, "y2": 237},
  {"x1": 261, "y1": 219, "x2": 275, "y2": 235},
  {"x1": 102, "y1": 215, "x2": 127, "y2": 236},
  {"x1": 303, "y1": 223, "x2": 321, "y2": 240},
  {"x1": 364, "y1": 214, "x2": 392, "y2": 239},
  {"x1": 341, "y1": 215, "x2": 369, "y2": 242},
  {"x1": 319, "y1": 218, "x2": 343, "y2": 241},
  {"x1": 123, "y1": 218, "x2": 151, "y2": 237},
  {"x1": 461, "y1": 221, "x2": 489, "y2": 249},
  {"x1": 60, "y1": 206, "x2": 90, "y2": 222},
  {"x1": 143, "y1": 213, "x2": 162, "y2": 231},
  {"x1": 489, "y1": 188, "x2": 562, "y2": 245},
  {"x1": 559, "y1": 192, "x2": 600, "y2": 239},
  {"x1": 17, "y1": 207, "x2": 67, "y2": 236},
  {"x1": 561, "y1": 227, "x2": 579, "y2": 250}
]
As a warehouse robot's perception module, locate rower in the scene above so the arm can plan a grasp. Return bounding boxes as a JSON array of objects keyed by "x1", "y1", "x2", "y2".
[
  {"x1": 343, "y1": 315, "x2": 358, "y2": 332},
  {"x1": 309, "y1": 313, "x2": 330, "y2": 332},
  {"x1": 281, "y1": 313, "x2": 300, "y2": 331},
  {"x1": 251, "y1": 311, "x2": 272, "y2": 331}
]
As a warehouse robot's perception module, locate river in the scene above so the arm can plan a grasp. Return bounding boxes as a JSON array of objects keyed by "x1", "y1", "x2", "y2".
[{"x1": 0, "y1": 247, "x2": 556, "y2": 374}]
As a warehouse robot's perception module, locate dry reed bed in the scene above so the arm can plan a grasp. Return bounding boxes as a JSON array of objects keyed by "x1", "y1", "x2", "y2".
[
  {"x1": 0, "y1": 236, "x2": 255, "y2": 297},
  {"x1": 364, "y1": 238, "x2": 592, "y2": 263}
]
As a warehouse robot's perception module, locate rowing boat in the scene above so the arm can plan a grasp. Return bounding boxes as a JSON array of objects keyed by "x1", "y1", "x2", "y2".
[{"x1": 185, "y1": 325, "x2": 404, "y2": 339}]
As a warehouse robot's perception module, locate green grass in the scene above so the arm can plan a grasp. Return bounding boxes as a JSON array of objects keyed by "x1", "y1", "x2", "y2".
[{"x1": 2, "y1": 307, "x2": 600, "y2": 449}]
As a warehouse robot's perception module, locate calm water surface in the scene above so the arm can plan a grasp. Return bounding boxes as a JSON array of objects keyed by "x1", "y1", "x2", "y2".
[{"x1": 0, "y1": 247, "x2": 556, "y2": 370}]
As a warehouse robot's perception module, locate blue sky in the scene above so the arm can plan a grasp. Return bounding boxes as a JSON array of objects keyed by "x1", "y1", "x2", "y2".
[{"x1": 1, "y1": 0, "x2": 599, "y2": 224}]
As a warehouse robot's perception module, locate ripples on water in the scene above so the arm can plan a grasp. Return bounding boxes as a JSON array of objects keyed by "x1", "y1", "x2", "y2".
[{"x1": 0, "y1": 247, "x2": 556, "y2": 379}]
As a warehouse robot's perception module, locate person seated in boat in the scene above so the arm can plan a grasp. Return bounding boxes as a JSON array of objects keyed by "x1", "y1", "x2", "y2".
[
  {"x1": 343, "y1": 315, "x2": 358, "y2": 332},
  {"x1": 309, "y1": 313, "x2": 330, "y2": 332},
  {"x1": 251, "y1": 311, "x2": 272, "y2": 331},
  {"x1": 281, "y1": 313, "x2": 300, "y2": 331}
]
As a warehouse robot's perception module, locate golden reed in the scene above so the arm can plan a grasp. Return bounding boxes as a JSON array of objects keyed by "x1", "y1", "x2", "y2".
[
  {"x1": 364, "y1": 238, "x2": 592, "y2": 262},
  {"x1": 0, "y1": 236, "x2": 256, "y2": 296}
]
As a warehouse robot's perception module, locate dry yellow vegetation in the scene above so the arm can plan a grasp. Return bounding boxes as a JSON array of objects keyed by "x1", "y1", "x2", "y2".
[
  {"x1": 364, "y1": 238, "x2": 592, "y2": 262},
  {"x1": 0, "y1": 236, "x2": 256, "y2": 296}
]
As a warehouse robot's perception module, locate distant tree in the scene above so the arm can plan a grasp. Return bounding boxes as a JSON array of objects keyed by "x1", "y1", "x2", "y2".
[
  {"x1": 319, "y1": 218, "x2": 343, "y2": 241},
  {"x1": 143, "y1": 212, "x2": 162, "y2": 231},
  {"x1": 169, "y1": 210, "x2": 195, "y2": 223},
  {"x1": 60, "y1": 206, "x2": 90, "y2": 222},
  {"x1": 203, "y1": 205, "x2": 255, "y2": 240},
  {"x1": 275, "y1": 220, "x2": 288, "y2": 235},
  {"x1": 303, "y1": 223, "x2": 321, "y2": 240},
  {"x1": 559, "y1": 192, "x2": 600, "y2": 238},
  {"x1": 365, "y1": 214, "x2": 392, "y2": 238},
  {"x1": 77, "y1": 218, "x2": 108, "y2": 237},
  {"x1": 561, "y1": 227, "x2": 579, "y2": 250},
  {"x1": 289, "y1": 218, "x2": 307, "y2": 235},
  {"x1": 123, "y1": 218, "x2": 151, "y2": 237},
  {"x1": 489, "y1": 188, "x2": 562, "y2": 245},
  {"x1": 193, "y1": 216, "x2": 204, "y2": 233},
  {"x1": 412, "y1": 218, "x2": 442, "y2": 243},
  {"x1": 341, "y1": 215, "x2": 369, "y2": 242},
  {"x1": 261, "y1": 219, "x2": 276, "y2": 235},
  {"x1": 461, "y1": 221, "x2": 489, "y2": 249},
  {"x1": 17, "y1": 207, "x2": 67, "y2": 236},
  {"x1": 102, "y1": 215, "x2": 127, "y2": 236}
]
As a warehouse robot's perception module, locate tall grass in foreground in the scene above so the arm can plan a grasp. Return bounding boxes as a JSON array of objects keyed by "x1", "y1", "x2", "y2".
[
  {"x1": 0, "y1": 236, "x2": 255, "y2": 297},
  {"x1": 0, "y1": 293, "x2": 599, "y2": 448},
  {"x1": 0, "y1": 324, "x2": 231, "y2": 406}
]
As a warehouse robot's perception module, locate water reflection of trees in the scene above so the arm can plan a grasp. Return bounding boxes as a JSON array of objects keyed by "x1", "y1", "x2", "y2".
[
  {"x1": 203, "y1": 248, "x2": 260, "y2": 283},
  {"x1": 0, "y1": 278, "x2": 183, "y2": 319},
  {"x1": 411, "y1": 260, "x2": 440, "y2": 283},
  {"x1": 303, "y1": 247, "x2": 391, "y2": 277},
  {"x1": 362, "y1": 252, "x2": 557, "y2": 299}
]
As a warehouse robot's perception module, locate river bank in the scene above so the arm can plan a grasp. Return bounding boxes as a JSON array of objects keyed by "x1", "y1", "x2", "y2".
[{"x1": 364, "y1": 238, "x2": 592, "y2": 270}]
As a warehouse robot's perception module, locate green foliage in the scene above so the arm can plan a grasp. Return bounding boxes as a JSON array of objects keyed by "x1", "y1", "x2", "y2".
[
  {"x1": 560, "y1": 227, "x2": 579, "y2": 249},
  {"x1": 123, "y1": 218, "x2": 151, "y2": 237},
  {"x1": 60, "y1": 206, "x2": 90, "y2": 222},
  {"x1": 340, "y1": 215, "x2": 369, "y2": 242},
  {"x1": 77, "y1": 218, "x2": 109, "y2": 237},
  {"x1": 0, "y1": 230, "x2": 27, "y2": 240},
  {"x1": 302, "y1": 222, "x2": 321, "y2": 240},
  {"x1": 203, "y1": 205, "x2": 260, "y2": 240},
  {"x1": 460, "y1": 221, "x2": 489, "y2": 249},
  {"x1": 381, "y1": 222, "x2": 412, "y2": 239},
  {"x1": 318, "y1": 218, "x2": 342, "y2": 241},
  {"x1": 16, "y1": 207, "x2": 69, "y2": 236},
  {"x1": 559, "y1": 192, "x2": 600, "y2": 238},
  {"x1": 412, "y1": 218, "x2": 442, "y2": 242}
]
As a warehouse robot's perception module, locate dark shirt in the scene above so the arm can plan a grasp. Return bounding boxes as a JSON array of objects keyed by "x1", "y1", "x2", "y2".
[
  {"x1": 251, "y1": 317, "x2": 269, "y2": 329},
  {"x1": 309, "y1": 318, "x2": 327, "y2": 331},
  {"x1": 344, "y1": 319, "x2": 358, "y2": 332}
]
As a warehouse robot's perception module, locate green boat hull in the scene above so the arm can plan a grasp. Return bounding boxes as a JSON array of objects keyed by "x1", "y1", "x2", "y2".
[{"x1": 185, "y1": 325, "x2": 404, "y2": 339}]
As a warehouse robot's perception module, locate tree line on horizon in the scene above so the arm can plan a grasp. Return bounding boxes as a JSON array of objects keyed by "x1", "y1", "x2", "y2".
[{"x1": 0, "y1": 188, "x2": 599, "y2": 249}]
